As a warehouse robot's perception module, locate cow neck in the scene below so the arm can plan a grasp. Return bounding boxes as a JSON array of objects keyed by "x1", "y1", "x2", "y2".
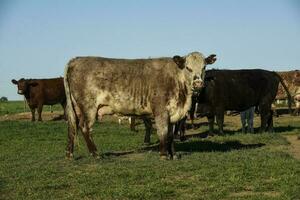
[
  {"x1": 24, "y1": 89, "x2": 31, "y2": 100},
  {"x1": 182, "y1": 68, "x2": 194, "y2": 93}
]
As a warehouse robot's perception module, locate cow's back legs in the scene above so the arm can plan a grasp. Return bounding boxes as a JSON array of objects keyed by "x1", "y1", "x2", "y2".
[
  {"x1": 216, "y1": 111, "x2": 225, "y2": 135},
  {"x1": 207, "y1": 115, "x2": 215, "y2": 135},
  {"x1": 79, "y1": 106, "x2": 99, "y2": 157},
  {"x1": 143, "y1": 118, "x2": 153, "y2": 145},
  {"x1": 266, "y1": 110, "x2": 274, "y2": 133},
  {"x1": 259, "y1": 105, "x2": 272, "y2": 133},
  {"x1": 61, "y1": 102, "x2": 67, "y2": 120}
]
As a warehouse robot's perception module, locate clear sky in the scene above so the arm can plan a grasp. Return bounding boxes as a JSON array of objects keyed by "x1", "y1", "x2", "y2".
[{"x1": 0, "y1": 0, "x2": 299, "y2": 100}]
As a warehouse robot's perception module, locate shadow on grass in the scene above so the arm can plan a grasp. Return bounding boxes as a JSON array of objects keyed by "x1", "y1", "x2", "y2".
[
  {"x1": 0, "y1": 178, "x2": 6, "y2": 192},
  {"x1": 72, "y1": 139, "x2": 265, "y2": 160},
  {"x1": 189, "y1": 124, "x2": 299, "y2": 136},
  {"x1": 273, "y1": 125, "x2": 299, "y2": 133},
  {"x1": 141, "y1": 140, "x2": 265, "y2": 153}
]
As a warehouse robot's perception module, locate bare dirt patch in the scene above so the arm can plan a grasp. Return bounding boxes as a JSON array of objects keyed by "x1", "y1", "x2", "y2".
[{"x1": 0, "y1": 111, "x2": 64, "y2": 121}]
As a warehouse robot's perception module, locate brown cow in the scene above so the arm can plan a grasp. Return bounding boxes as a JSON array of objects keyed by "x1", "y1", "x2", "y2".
[
  {"x1": 11, "y1": 78, "x2": 66, "y2": 121},
  {"x1": 64, "y1": 52, "x2": 216, "y2": 160}
]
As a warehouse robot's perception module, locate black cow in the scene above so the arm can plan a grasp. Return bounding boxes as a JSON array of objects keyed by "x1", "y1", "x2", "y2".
[{"x1": 193, "y1": 69, "x2": 292, "y2": 134}]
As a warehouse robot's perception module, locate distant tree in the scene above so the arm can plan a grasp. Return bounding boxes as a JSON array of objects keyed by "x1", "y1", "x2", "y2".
[{"x1": 0, "y1": 96, "x2": 8, "y2": 102}]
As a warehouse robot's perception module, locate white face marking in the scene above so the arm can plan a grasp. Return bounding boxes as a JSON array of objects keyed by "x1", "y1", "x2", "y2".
[{"x1": 185, "y1": 52, "x2": 206, "y2": 90}]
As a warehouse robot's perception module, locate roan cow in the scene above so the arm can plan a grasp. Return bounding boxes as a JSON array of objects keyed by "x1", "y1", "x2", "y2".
[
  {"x1": 11, "y1": 78, "x2": 66, "y2": 121},
  {"x1": 64, "y1": 52, "x2": 217, "y2": 159},
  {"x1": 275, "y1": 70, "x2": 300, "y2": 115},
  {"x1": 194, "y1": 69, "x2": 292, "y2": 134}
]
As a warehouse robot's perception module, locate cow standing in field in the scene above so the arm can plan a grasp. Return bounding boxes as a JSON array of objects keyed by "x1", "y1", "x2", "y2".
[
  {"x1": 275, "y1": 70, "x2": 300, "y2": 115},
  {"x1": 194, "y1": 69, "x2": 292, "y2": 134},
  {"x1": 64, "y1": 52, "x2": 216, "y2": 159},
  {"x1": 11, "y1": 78, "x2": 66, "y2": 121}
]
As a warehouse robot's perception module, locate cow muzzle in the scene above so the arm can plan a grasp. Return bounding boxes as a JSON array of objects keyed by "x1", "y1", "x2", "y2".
[
  {"x1": 18, "y1": 90, "x2": 24, "y2": 95},
  {"x1": 192, "y1": 79, "x2": 204, "y2": 91}
]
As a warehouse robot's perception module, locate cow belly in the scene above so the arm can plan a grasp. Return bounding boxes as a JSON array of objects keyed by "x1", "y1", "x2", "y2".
[{"x1": 97, "y1": 93, "x2": 152, "y2": 116}]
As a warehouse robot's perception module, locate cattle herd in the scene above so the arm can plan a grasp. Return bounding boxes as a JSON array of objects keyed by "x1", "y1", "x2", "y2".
[{"x1": 11, "y1": 51, "x2": 300, "y2": 160}]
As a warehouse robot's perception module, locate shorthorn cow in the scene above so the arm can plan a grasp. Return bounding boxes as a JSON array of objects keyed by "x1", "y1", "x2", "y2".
[
  {"x1": 194, "y1": 69, "x2": 292, "y2": 134},
  {"x1": 64, "y1": 52, "x2": 216, "y2": 159},
  {"x1": 11, "y1": 78, "x2": 66, "y2": 121},
  {"x1": 275, "y1": 70, "x2": 300, "y2": 115}
]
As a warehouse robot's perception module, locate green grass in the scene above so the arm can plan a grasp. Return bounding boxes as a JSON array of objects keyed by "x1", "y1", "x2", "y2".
[
  {"x1": 0, "y1": 101, "x2": 63, "y2": 116},
  {"x1": 1, "y1": 117, "x2": 300, "y2": 200}
]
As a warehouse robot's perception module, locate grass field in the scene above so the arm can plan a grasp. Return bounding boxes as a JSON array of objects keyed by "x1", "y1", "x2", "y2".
[
  {"x1": 0, "y1": 102, "x2": 300, "y2": 200},
  {"x1": 0, "y1": 101, "x2": 63, "y2": 116}
]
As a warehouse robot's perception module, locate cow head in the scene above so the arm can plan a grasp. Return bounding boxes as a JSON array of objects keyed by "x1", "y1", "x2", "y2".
[
  {"x1": 173, "y1": 52, "x2": 217, "y2": 90},
  {"x1": 11, "y1": 78, "x2": 38, "y2": 95}
]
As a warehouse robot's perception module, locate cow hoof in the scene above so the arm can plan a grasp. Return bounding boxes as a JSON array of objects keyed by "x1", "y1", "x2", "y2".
[
  {"x1": 208, "y1": 132, "x2": 215, "y2": 137},
  {"x1": 91, "y1": 152, "x2": 101, "y2": 159},
  {"x1": 173, "y1": 154, "x2": 181, "y2": 160},
  {"x1": 160, "y1": 155, "x2": 168, "y2": 160},
  {"x1": 143, "y1": 142, "x2": 151, "y2": 146},
  {"x1": 65, "y1": 152, "x2": 74, "y2": 160}
]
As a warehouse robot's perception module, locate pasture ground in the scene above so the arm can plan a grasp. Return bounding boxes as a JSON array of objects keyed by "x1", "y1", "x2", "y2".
[{"x1": 0, "y1": 101, "x2": 300, "y2": 200}]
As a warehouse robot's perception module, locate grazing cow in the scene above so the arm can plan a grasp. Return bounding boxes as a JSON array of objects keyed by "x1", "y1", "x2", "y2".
[
  {"x1": 64, "y1": 52, "x2": 217, "y2": 159},
  {"x1": 194, "y1": 69, "x2": 292, "y2": 134},
  {"x1": 275, "y1": 70, "x2": 300, "y2": 115},
  {"x1": 11, "y1": 78, "x2": 66, "y2": 121}
]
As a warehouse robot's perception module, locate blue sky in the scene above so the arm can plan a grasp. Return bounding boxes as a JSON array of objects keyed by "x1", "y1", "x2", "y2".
[{"x1": 0, "y1": 0, "x2": 299, "y2": 100}]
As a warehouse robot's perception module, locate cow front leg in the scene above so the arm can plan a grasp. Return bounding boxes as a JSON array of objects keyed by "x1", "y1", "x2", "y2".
[
  {"x1": 37, "y1": 104, "x2": 43, "y2": 121},
  {"x1": 167, "y1": 123, "x2": 176, "y2": 159},
  {"x1": 207, "y1": 115, "x2": 215, "y2": 136},
  {"x1": 154, "y1": 113, "x2": 173, "y2": 160},
  {"x1": 30, "y1": 107, "x2": 36, "y2": 121}
]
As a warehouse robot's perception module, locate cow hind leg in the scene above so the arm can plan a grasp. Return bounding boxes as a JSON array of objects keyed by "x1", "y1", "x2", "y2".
[
  {"x1": 143, "y1": 118, "x2": 152, "y2": 145},
  {"x1": 259, "y1": 107, "x2": 271, "y2": 133},
  {"x1": 216, "y1": 112, "x2": 224, "y2": 135},
  {"x1": 79, "y1": 108, "x2": 99, "y2": 158},
  {"x1": 207, "y1": 115, "x2": 215, "y2": 136},
  {"x1": 266, "y1": 110, "x2": 274, "y2": 133}
]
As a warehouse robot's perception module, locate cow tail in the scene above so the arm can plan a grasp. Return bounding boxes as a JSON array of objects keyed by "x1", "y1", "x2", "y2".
[
  {"x1": 64, "y1": 62, "x2": 79, "y2": 147},
  {"x1": 274, "y1": 72, "x2": 292, "y2": 114}
]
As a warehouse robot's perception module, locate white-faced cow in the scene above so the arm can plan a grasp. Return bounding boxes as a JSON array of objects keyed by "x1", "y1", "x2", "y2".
[
  {"x1": 64, "y1": 52, "x2": 216, "y2": 159},
  {"x1": 11, "y1": 78, "x2": 66, "y2": 121}
]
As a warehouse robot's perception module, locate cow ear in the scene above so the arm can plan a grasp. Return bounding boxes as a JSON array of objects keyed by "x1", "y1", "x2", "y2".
[
  {"x1": 29, "y1": 82, "x2": 38, "y2": 87},
  {"x1": 11, "y1": 79, "x2": 18, "y2": 84},
  {"x1": 205, "y1": 54, "x2": 217, "y2": 65},
  {"x1": 173, "y1": 55, "x2": 185, "y2": 69}
]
